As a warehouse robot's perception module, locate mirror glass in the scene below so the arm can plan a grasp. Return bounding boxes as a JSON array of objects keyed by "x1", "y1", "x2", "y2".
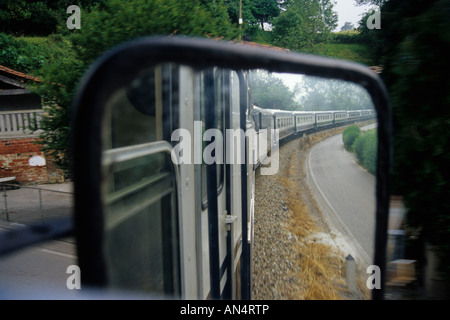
[
  {"x1": 95, "y1": 62, "x2": 379, "y2": 300},
  {"x1": 250, "y1": 70, "x2": 376, "y2": 299}
]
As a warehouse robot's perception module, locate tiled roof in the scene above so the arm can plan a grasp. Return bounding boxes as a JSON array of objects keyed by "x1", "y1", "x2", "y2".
[{"x1": 0, "y1": 65, "x2": 41, "y2": 82}]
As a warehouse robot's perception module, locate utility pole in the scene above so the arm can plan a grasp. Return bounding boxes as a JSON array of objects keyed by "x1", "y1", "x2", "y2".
[{"x1": 239, "y1": 0, "x2": 243, "y2": 40}]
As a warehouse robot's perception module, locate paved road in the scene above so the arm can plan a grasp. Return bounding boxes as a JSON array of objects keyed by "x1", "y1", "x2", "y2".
[
  {"x1": 0, "y1": 183, "x2": 79, "y2": 298},
  {"x1": 306, "y1": 124, "x2": 377, "y2": 267},
  {"x1": 0, "y1": 235, "x2": 80, "y2": 298}
]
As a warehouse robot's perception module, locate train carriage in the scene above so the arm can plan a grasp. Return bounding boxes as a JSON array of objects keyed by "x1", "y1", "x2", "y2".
[
  {"x1": 313, "y1": 111, "x2": 334, "y2": 128},
  {"x1": 331, "y1": 110, "x2": 348, "y2": 126},
  {"x1": 359, "y1": 109, "x2": 372, "y2": 121},
  {"x1": 252, "y1": 105, "x2": 275, "y2": 167},
  {"x1": 293, "y1": 111, "x2": 315, "y2": 134},
  {"x1": 273, "y1": 110, "x2": 295, "y2": 141},
  {"x1": 348, "y1": 110, "x2": 361, "y2": 123}
]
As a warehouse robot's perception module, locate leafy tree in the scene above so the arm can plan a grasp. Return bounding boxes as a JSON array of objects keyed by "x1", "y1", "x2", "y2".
[
  {"x1": 341, "y1": 22, "x2": 355, "y2": 31},
  {"x1": 271, "y1": 0, "x2": 337, "y2": 51},
  {"x1": 33, "y1": 0, "x2": 238, "y2": 174},
  {"x1": 300, "y1": 76, "x2": 373, "y2": 111},
  {"x1": 356, "y1": 9, "x2": 383, "y2": 64},
  {"x1": 225, "y1": 0, "x2": 257, "y2": 26},
  {"x1": 0, "y1": 0, "x2": 104, "y2": 35},
  {"x1": 0, "y1": 33, "x2": 44, "y2": 72},
  {"x1": 251, "y1": 0, "x2": 281, "y2": 30},
  {"x1": 68, "y1": 0, "x2": 237, "y2": 65},
  {"x1": 250, "y1": 71, "x2": 300, "y2": 110}
]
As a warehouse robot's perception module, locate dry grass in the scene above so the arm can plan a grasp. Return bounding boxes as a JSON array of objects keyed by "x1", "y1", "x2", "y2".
[{"x1": 280, "y1": 129, "x2": 356, "y2": 300}]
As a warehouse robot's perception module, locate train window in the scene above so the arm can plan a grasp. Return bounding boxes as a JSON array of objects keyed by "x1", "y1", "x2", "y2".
[
  {"x1": 102, "y1": 149, "x2": 180, "y2": 296},
  {"x1": 98, "y1": 64, "x2": 181, "y2": 296}
]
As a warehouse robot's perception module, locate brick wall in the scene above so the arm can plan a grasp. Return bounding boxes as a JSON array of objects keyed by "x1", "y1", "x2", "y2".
[{"x1": 0, "y1": 137, "x2": 50, "y2": 184}]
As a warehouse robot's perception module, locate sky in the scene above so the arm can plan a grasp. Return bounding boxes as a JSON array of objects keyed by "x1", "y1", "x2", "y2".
[{"x1": 333, "y1": 0, "x2": 375, "y2": 31}]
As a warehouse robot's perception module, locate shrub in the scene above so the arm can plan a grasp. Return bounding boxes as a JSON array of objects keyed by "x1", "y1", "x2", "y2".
[
  {"x1": 351, "y1": 131, "x2": 377, "y2": 175},
  {"x1": 362, "y1": 133, "x2": 377, "y2": 175},
  {"x1": 0, "y1": 33, "x2": 44, "y2": 73},
  {"x1": 352, "y1": 133, "x2": 366, "y2": 163},
  {"x1": 342, "y1": 125, "x2": 361, "y2": 151}
]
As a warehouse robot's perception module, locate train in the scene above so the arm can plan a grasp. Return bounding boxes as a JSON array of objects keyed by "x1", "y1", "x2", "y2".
[{"x1": 252, "y1": 106, "x2": 375, "y2": 166}]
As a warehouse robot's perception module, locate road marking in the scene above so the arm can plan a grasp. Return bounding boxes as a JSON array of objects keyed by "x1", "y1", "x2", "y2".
[{"x1": 41, "y1": 248, "x2": 76, "y2": 259}]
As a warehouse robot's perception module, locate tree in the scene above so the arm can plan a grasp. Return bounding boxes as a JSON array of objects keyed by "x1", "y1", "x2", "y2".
[
  {"x1": 379, "y1": 0, "x2": 450, "y2": 281},
  {"x1": 225, "y1": 0, "x2": 257, "y2": 25},
  {"x1": 271, "y1": 0, "x2": 337, "y2": 51},
  {"x1": 0, "y1": 0, "x2": 105, "y2": 35},
  {"x1": 341, "y1": 22, "x2": 355, "y2": 31},
  {"x1": 251, "y1": 0, "x2": 281, "y2": 30},
  {"x1": 300, "y1": 76, "x2": 373, "y2": 111},
  {"x1": 34, "y1": 0, "x2": 238, "y2": 174},
  {"x1": 68, "y1": 0, "x2": 237, "y2": 64},
  {"x1": 356, "y1": 9, "x2": 383, "y2": 64},
  {"x1": 250, "y1": 71, "x2": 300, "y2": 110}
]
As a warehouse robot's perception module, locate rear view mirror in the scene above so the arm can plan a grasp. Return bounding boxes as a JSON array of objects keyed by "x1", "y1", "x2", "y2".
[{"x1": 70, "y1": 36, "x2": 392, "y2": 300}]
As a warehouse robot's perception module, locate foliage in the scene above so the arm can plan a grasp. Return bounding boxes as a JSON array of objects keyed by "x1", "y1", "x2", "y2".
[
  {"x1": 340, "y1": 22, "x2": 355, "y2": 31},
  {"x1": 342, "y1": 125, "x2": 361, "y2": 151},
  {"x1": 308, "y1": 43, "x2": 374, "y2": 66},
  {"x1": 68, "y1": 0, "x2": 237, "y2": 66},
  {"x1": 0, "y1": 33, "x2": 45, "y2": 72},
  {"x1": 250, "y1": 71, "x2": 300, "y2": 110},
  {"x1": 251, "y1": 0, "x2": 280, "y2": 30},
  {"x1": 352, "y1": 130, "x2": 377, "y2": 175},
  {"x1": 356, "y1": 9, "x2": 384, "y2": 64},
  {"x1": 379, "y1": 0, "x2": 450, "y2": 278},
  {"x1": 300, "y1": 76, "x2": 373, "y2": 111},
  {"x1": 271, "y1": 0, "x2": 337, "y2": 51},
  {"x1": 225, "y1": 0, "x2": 259, "y2": 38},
  {"x1": 330, "y1": 30, "x2": 361, "y2": 44},
  {"x1": 0, "y1": 0, "x2": 105, "y2": 36},
  {"x1": 23, "y1": 0, "x2": 238, "y2": 175}
]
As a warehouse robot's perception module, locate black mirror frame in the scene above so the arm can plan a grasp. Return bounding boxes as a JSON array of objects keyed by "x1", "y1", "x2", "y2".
[{"x1": 72, "y1": 36, "x2": 392, "y2": 300}]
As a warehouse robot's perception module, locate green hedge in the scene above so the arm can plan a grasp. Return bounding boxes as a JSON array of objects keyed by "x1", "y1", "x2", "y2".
[
  {"x1": 342, "y1": 125, "x2": 361, "y2": 151},
  {"x1": 342, "y1": 125, "x2": 377, "y2": 175},
  {"x1": 352, "y1": 130, "x2": 377, "y2": 175}
]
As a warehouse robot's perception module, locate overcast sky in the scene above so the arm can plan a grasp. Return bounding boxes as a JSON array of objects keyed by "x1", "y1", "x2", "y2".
[{"x1": 333, "y1": 0, "x2": 375, "y2": 31}]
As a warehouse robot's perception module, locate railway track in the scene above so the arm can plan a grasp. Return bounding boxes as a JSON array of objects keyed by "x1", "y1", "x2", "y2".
[{"x1": 252, "y1": 125, "x2": 372, "y2": 300}]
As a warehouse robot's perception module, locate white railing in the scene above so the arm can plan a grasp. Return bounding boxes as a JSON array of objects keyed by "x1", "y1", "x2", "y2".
[{"x1": 0, "y1": 110, "x2": 44, "y2": 136}]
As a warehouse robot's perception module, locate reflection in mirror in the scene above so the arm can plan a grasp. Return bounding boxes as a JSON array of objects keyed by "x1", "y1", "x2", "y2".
[
  {"x1": 250, "y1": 70, "x2": 377, "y2": 299},
  {"x1": 82, "y1": 61, "x2": 381, "y2": 300},
  {"x1": 101, "y1": 64, "x2": 181, "y2": 297}
]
